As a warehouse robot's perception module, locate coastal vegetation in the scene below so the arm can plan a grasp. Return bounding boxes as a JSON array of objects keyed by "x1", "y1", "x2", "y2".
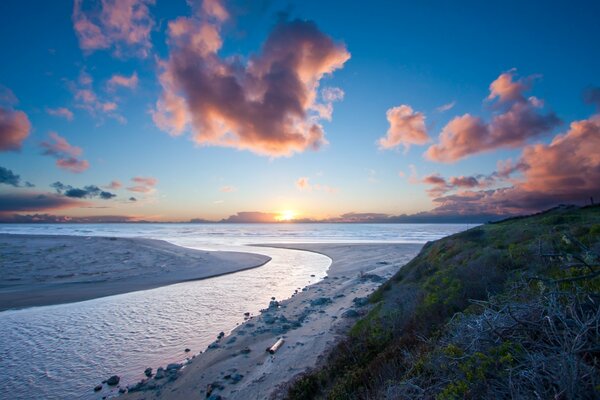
[{"x1": 287, "y1": 205, "x2": 600, "y2": 399}]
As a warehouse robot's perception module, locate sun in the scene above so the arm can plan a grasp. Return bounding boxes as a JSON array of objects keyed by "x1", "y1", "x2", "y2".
[{"x1": 276, "y1": 210, "x2": 296, "y2": 222}]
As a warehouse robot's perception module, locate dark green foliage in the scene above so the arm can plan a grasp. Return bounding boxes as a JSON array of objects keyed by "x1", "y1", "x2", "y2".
[{"x1": 286, "y1": 205, "x2": 600, "y2": 399}]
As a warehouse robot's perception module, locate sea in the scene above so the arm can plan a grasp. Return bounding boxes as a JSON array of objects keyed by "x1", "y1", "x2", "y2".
[{"x1": 0, "y1": 223, "x2": 471, "y2": 399}]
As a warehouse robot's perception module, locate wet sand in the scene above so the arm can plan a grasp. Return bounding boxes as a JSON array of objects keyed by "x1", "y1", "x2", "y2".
[{"x1": 0, "y1": 234, "x2": 271, "y2": 311}]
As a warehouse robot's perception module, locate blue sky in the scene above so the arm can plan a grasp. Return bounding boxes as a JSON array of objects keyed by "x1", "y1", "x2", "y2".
[{"x1": 0, "y1": 0, "x2": 599, "y2": 222}]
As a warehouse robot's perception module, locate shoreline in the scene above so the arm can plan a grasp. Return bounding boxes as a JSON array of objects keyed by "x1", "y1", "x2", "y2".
[
  {"x1": 119, "y1": 242, "x2": 423, "y2": 400},
  {"x1": 0, "y1": 233, "x2": 271, "y2": 312}
]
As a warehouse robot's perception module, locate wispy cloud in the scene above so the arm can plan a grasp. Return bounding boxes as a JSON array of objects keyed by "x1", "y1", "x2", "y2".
[
  {"x1": 72, "y1": 0, "x2": 155, "y2": 58},
  {"x1": 436, "y1": 101, "x2": 455, "y2": 112},
  {"x1": 40, "y1": 132, "x2": 90, "y2": 173},
  {"x1": 107, "y1": 71, "x2": 138, "y2": 90},
  {"x1": 46, "y1": 107, "x2": 74, "y2": 121}
]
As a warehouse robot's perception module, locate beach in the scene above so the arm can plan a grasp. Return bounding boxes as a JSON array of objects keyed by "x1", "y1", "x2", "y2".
[
  {"x1": 119, "y1": 242, "x2": 422, "y2": 399},
  {"x1": 0, "y1": 234, "x2": 271, "y2": 311}
]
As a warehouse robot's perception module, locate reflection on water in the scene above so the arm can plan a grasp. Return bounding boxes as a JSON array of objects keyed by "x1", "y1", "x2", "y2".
[{"x1": 0, "y1": 223, "x2": 470, "y2": 399}]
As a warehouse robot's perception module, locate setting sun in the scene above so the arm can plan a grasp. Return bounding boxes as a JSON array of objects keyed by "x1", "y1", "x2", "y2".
[{"x1": 276, "y1": 210, "x2": 296, "y2": 222}]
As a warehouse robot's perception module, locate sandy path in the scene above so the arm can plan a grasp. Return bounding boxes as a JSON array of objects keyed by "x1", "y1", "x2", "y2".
[
  {"x1": 120, "y1": 243, "x2": 422, "y2": 400},
  {"x1": 0, "y1": 234, "x2": 271, "y2": 311}
]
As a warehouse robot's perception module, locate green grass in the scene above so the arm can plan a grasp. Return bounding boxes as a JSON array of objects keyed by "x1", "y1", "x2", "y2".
[{"x1": 285, "y1": 205, "x2": 600, "y2": 399}]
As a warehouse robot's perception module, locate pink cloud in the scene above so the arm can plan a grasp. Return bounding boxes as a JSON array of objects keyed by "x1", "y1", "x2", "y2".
[
  {"x1": 487, "y1": 69, "x2": 536, "y2": 104},
  {"x1": 40, "y1": 132, "x2": 89, "y2": 173},
  {"x1": 105, "y1": 180, "x2": 122, "y2": 189},
  {"x1": 127, "y1": 176, "x2": 157, "y2": 193},
  {"x1": 73, "y1": 0, "x2": 155, "y2": 58},
  {"x1": 152, "y1": 0, "x2": 350, "y2": 157},
  {"x1": 107, "y1": 72, "x2": 139, "y2": 90},
  {"x1": 436, "y1": 101, "x2": 456, "y2": 112},
  {"x1": 378, "y1": 105, "x2": 429, "y2": 151},
  {"x1": 70, "y1": 70, "x2": 124, "y2": 123},
  {"x1": 426, "y1": 71, "x2": 560, "y2": 162},
  {"x1": 296, "y1": 177, "x2": 311, "y2": 191},
  {"x1": 0, "y1": 108, "x2": 31, "y2": 152},
  {"x1": 219, "y1": 185, "x2": 236, "y2": 193},
  {"x1": 46, "y1": 107, "x2": 74, "y2": 121},
  {"x1": 428, "y1": 112, "x2": 600, "y2": 215}
]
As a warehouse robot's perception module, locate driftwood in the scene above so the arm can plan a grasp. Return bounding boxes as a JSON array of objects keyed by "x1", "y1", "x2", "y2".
[{"x1": 266, "y1": 338, "x2": 285, "y2": 354}]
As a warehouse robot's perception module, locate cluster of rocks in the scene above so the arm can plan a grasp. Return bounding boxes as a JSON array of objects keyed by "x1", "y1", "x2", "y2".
[
  {"x1": 126, "y1": 362, "x2": 184, "y2": 393},
  {"x1": 93, "y1": 374, "x2": 125, "y2": 395}
]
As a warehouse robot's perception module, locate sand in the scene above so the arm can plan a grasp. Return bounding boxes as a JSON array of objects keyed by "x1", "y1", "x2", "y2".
[
  {"x1": 120, "y1": 243, "x2": 423, "y2": 400},
  {"x1": 0, "y1": 234, "x2": 271, "y2": 311}
]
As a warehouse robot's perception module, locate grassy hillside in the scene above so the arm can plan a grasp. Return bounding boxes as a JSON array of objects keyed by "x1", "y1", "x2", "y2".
[{"x1": 287, "y1": 205, "x2": 600, "y2": 399}]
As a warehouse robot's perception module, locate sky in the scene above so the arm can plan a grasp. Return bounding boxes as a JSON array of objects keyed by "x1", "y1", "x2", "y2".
[{"x1": 0, "y1": 0, "x2": 599, "y2": 223}]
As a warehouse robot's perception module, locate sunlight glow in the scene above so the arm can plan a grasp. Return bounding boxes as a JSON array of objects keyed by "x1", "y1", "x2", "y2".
[{"x1": 276, "y1": 210, "x2": 296, "y2": 222}]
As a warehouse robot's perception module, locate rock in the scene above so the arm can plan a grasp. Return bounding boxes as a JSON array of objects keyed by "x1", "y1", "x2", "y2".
[
  {"x1": 154, "y1": 367, "x2": 165, "y2": 380},
  {"x1": 230, "y1": 373, "x2": 244, "y2": 384},
  {"x1": 342, "y1": 309, "x2": 360, "y2": 318},
  {"x1": 106, "y1": 375, "x2": 120, "y2": 386},
  {"x1": 310, "y1": 274, "x2": 315, "y2": 277},
  {"x1": 244, "y1": 312, "x2": 250, "y2": 317},
  {"x1": 94, "y1": 385, "x2": 102, "y2": 392},
  {"x1": 166, "y1": 363, "x2": 182, "y2": 372},
  {"x1": 263, "y1": 314, "x2": 276, "y2": 324},
  {"x1": 226, "y1": 336, "x2": 237, "y2": 344},
  {"x1": 360, "y1": 273, "x2": 385, "y2": 282},
  {"x1": 240, "y1": 347, "x2": 251, "y2": 354},
  {"x1": 208, "y1": 342, "x2": 220, "y2": 349},
  {"x1": 217, "y1": 331, "x2": 225, "y2": 339},
  {"x1": 185, "y1": 348, "x2": 191, "y2": 352},
  {"x1": 353, "y1": 297, "x2": 369, "y2": 307},
  {"x1": 334, "y1": 293, "x2": 345, "y2": 298},
  {"x1": 310, "y1": 297, "x2": 332, "y2": 306},
  {"x1": 119, "y1": 387, "x2": 127, "y2": 394},
  {"x1": 271, "y1": 296, "x2": 276, "y2": 300},
  {"x1": 268, "y1": 300, "x2": 280, "y2": 308},
  {"x1": 207, "y1": 394, "x2": 222, "y2": 400},
  {"x1": 144, "y1": 367, "x2": 153, "y2": 377}
]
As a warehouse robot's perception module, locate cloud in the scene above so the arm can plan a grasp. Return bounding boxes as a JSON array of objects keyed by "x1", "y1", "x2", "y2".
[
  {"x1": 40, "y1": 132, "x2": 90, "y2": 173},
  {"x1": 436, "y1": 101, "x2": 456, "y2": 112},
  {"x1": 0, "y1": 213, "x2": 137, "y2": 223},
  {"x1": 426, "y1": 70, "x2": 560, "y2": 162},
  {"x1": 104, "y1": 180, "x2": 122, "y2": 189},
  {"x1": 69, "y1": 69, "x2": 125, "y2": 123},
  {"x1": 46, "y1": 107, "x2": 74, "y2": 121},
  {"x1": 378, "y1": 105, "x2": 429, "y2": 151},
  {"x1": 72, "y1": 0, "x2": 155, "y2": 58},
  {"x1": 0, "y1": 89, "x2": 31, "y2": 151},
  {"x1": 107, "y1": 71, "x2": 139, "y2": 90},
  {"x1": 421, "y1": 173, "x2": 491, "y2": 197},
  {"x1": 295, "y1": 176, "x2": 338, "y2": 193},
  {"x1": 296, "y1": 177, "x2": 311, "y2": 191},
  {"x1": 151, "y1": 0, "x2": 350, "y2": 157},
  {"x1": 220, "y1": 211, "x2": 278, "y2": 223},
  {"x1": 51, "y1": 181, "x2": 116, "y2": 199},
  {"x1": 0, "y1": 166, "x2": 26, "y2": 187},
  {"x1": 428, "y1": 112, "x2": 600, "y2": 215},
  {"x1": 0, "y1": 193, "x2": 86, "y2": 214},
  {"x1": 127, "y1": 176, "x2": 157, "y2": 193},
  {"x1": 219, "y1": 185, "x2": 236, "y2": 193},
  {"x1": 487, "y1": 68, "x2": 537, "y2": 103}
]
